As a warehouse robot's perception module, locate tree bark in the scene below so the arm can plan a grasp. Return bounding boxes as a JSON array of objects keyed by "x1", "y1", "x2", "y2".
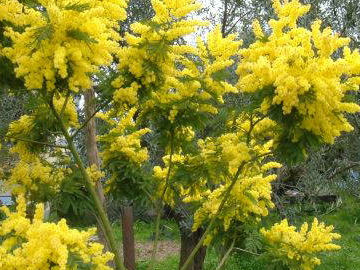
[
  {"x1": 84, "y1": 89, "x2": 110, "y2": 252},
  {"x1": 121, "y1": 205, "x2": 136, "y2": 270},
  {"x1": 84, "y1": 89, "x2": 106, "y2": 203},
  {"x1": 179, "y1": 227, "x2": 207, "y2": 270}
]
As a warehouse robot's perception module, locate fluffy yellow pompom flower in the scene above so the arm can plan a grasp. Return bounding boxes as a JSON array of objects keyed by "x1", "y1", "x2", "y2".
[
  {"x1": 1, "y1": 0, "x2": 128, "y2": 91},
  {"x1": 52, "y1": 95, "x2": 79, "y2": 128},
  {"x1": 0, "y1": 196, "x2": 114, "y2": 270},
  {"x1": 261, "y1": 218, "x2": 341, "y2": 270},
  {"x1": 6, "y1": 158, "x2": 65, "y2": 196},
  {"x1": 237, "y1": 0, "x2": 360, "y2": 144},
  {"x1": 86, "y1": 164, "x2": 105, "y2": 185},
  {"x1": 98, "y1": 108, "x2": 151, "y2": 166}
]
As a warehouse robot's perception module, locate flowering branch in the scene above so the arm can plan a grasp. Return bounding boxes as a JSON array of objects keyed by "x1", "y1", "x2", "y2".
[{"x1": 47, "y1": 94, "x2": 126, "y2": 270}]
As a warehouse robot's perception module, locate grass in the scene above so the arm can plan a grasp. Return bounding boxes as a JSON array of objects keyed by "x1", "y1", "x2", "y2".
[
  {"x1": 113, "y1": 197, "x2": 360, "y2": 269},
  {"x1": 137, "y1": 255, "x2": 179, "y2": 270},
  {"x1": 113, "y1": 218, "x2": 180, "y2": 243}
]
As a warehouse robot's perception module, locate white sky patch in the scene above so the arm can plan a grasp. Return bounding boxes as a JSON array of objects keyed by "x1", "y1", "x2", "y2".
[{"x1": 183, "y1": 0, "x2": 224, "y2": 46}]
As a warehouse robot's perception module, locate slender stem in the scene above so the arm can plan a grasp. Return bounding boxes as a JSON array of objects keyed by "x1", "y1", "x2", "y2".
[
  {"x1": 71, "y1": 100, "x2": 110, "y2": 139},
  {"x1": 60, "y1": 90, "x2": 71, "y2": 117},
  {"x1": 180, "y1": 162, "x2": 246, "y2": 270},
  {"x1": 4, "y1": 135, "x2": 69, "y2": 149},
  {"x1": 149, "y1": 133, "x2": 175, "y2": 270},
  {"x1": 221, "y1": 0, "x2": 229, "y2": 37},
  {"x1": 215, "y1": 238, "x2": 236, "y2": 270},
  {"x1": 48, "y1": 98, "x2": 126, "y2": 270},
  {"x1": 233, "y1": 247, "x2": 260, "y2": 256},
  {"x1": 329, "y1": 161, "x2": 360, "y2": 179},
  {"x1": 149, "y1": 209, "x2": 162, "y2": 270}
]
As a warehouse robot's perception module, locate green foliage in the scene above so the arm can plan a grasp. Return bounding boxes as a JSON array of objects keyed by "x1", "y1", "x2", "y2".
[
  {"x1": 50, "y1": 169, "x2": 95, "y2": 226},
  {"x1": 64, "y1": 3, "x2": 91, "y2": 12},
  {"x1": 66, "y1": 29, "x2": 98, "y2": 44},
  {"x1": 67, "y1": 253, "x2": 94, "y2": 270},
  {"x1": 32, "y1": 24, "x2": 54, "y2": 48},
  {"x1": 104, "y1": 157, "x2": 154, "y2": 205},
  {"x1": 0, "y1": 56, "x2": 24, "y2": 91}
]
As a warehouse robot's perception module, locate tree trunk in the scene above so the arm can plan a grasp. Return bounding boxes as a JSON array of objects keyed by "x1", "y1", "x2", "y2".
[
  {"x1": 121, "y1": 205, "x2": 136, "y2": 270},
  {"x1": 179, "y1": 227, "x2": 207, "y2": 270},
  {"x1": 84, "y1": 89, "x2": 110, "y2": 251},
  {"x1": 84, "y1": 89, "x2": 106, "y2": 204}
]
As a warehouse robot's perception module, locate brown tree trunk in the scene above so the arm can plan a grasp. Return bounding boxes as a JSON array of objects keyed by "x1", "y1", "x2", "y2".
[
  {"x1": 179, "y1": 228, "x2": 207, "y2": 270},
  {"x1": 121, "y1": 205, "x2": 136, "y2": 270},
  {"x1": 84, "y1": 89, "x2": 110, "y2": 253},
  {"x1": 84, "y1": 89, "x2": 106, "y2": 204}
]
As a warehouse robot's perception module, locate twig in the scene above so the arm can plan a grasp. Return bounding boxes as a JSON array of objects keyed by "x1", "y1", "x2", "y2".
[
  {"x1": 150, "y1": 131, "x2": 175, "y2": 270},
  {"x1": 234, "y1": 247, "x2": 260, "y2": 256},
  {"x1": 4, "y1": 135, "x2": 69, "y2": 149},
  {"x1": 71, "y1": 100, "x2": 110, "y2": 139},
  {"x1": 328, "y1": 162, "x2": 360, "y2": 179},
  {"x1": 216, "y1": 238, "x2": 236, "y2": 270},
  {"x1": 60, "y1": 90, "x2": 71, "y2": 117}
]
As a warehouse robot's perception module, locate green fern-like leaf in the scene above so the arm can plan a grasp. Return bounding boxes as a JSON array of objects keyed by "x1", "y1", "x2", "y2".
[
  {"x1": 64, "y1": 3, "x2": 91, "y2": 12},
  {"x1": 32, "y1": 24, "x2": 54, "y2": 47},
  {"x1": 66, "y1": 29, "x2": 98, "y2": 44},
  {"x1": 67, "y1": 252, "x2": 94, "y2": 270}
]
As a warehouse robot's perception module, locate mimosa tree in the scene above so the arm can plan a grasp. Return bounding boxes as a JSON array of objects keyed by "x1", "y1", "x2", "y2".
[{"x1": 0, "y1": 0, "x2": 359, "y2": 269}]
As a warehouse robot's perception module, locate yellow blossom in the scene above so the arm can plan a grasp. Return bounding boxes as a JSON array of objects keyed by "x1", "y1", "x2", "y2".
[
  {"x1": 261, "y1": 218, "x2": 341, "y2": 270},
  {"x1": 0, "y1": 196, "x2": 114, "y2": 270},
  {"x1": 237, "y1": 0, "x2": 360, "y2": 144},
  {"x1": 1, "y1": 0, "x2": 128, "y2": 91}
]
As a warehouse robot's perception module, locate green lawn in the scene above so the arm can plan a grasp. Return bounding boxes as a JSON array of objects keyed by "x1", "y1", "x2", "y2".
[{"x1": 113, "y1": 218, "x2": 180, "y2": 243}]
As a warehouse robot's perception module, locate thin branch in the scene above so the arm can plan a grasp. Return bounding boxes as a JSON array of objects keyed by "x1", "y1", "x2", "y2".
[
  {"x1": 71, "y1": 100, "x2": 110, "y2": 139},
  {"x1": 60, "y1": 90, "x2": 71, "y2": 117},
  {"x1": 215, "y1": 238, "x2": 236, "y2": 270},
  {"x1": 234, "y1": 247, "x2": 260, "y2": 256},
  {"x1": 150, "y1": 131, "x2": 175, "y2": 269},
  {"x1": 221, "y1": 0, "x2": 229, "y2": 37},
  {"x1": 328, "y1": 162, "x2": 360, "y2": 179},
  {"x1": 224, "y1": 9, "x2": 253, "y2": 36},
  {"x1": 224, "y1": 16, "x2": 244, "y2": 36},
  {"x1": 4, "y1": 135, "x2": 69, "y2": 149}
]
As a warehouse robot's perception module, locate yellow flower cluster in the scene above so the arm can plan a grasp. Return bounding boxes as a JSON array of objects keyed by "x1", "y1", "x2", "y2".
[
  {"x1": 150, "y1": 26, "x2": 241, "y2": 113},
  {"x1": 189, "y1": 163, "x2": 278, "y2": 236},
  {"x1": 261, "y1": 218, "x2": 341, "y2": 270},
  {"x1": 179, "y1": 113, "x2": 282, "y2": 238},
  {"x1": 99, "y1": 108, "x2": 150, "y2": 166},
  {"x1": 86, "y1": 164, "x2": 105, "y2": 185},
  {"x1": 152, "y1": 153, "x2": 195, "y2": 206},
  {"x1": 113, "y1": 0, "x2": 206, "y2": 108},
  {"x1": 6, "y1": 102, "x2": 75, "y2": 195},
  {"x1": 113, "y1": 1, "x2": 241, "y2": 125},
  {"x1": 0, "y1": 196, "x2": 113, "y2": 270},
  {"x1": 1, "y1": 0, "x2": 128, "y2": 91},
  {"x1": 197, "y1": 134, "x2": 251, "y2": 176},
  {"x1": 0, "y1": 0, "x2": 40, "y2": 26},
  {"x1": 7, "y1": 158, "x2": 65, "y2": 195},
  {"x1": 237, "y1": 0, "x2": 360, "y2": 144},
  {"x1": 174, "y1": 126, "x2": 195, "y2": 142},
  {"x1": 152, "y1": 0, "x2": 202, "y2": 23},
  {"x1": 53, "y1": 95, "x2": 79, "y2": 128}
]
